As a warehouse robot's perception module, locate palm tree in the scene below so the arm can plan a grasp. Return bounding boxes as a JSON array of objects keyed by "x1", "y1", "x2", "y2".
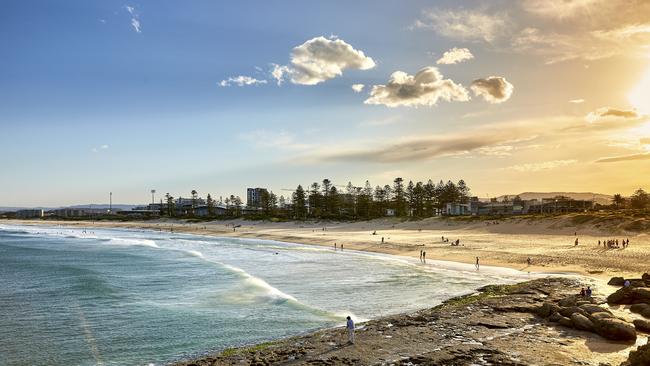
[{"x1": 612, "y1": 194, "x2": 625, "y2": 209}]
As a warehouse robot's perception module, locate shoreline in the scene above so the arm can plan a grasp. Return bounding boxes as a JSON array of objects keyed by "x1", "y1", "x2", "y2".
[
  {"x1": 4, "y1": 216, "x2": 649, "y2": 280},
  {"x1": 2, "y1": 219, "x2": 647, "y2": 365}
]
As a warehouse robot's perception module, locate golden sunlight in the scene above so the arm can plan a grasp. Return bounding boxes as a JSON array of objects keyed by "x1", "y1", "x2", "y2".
[{"x1": 629, "y1": 64, "x2": 650, "y2": 115}]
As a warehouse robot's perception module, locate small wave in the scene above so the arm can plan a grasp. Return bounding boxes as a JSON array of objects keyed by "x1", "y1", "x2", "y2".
[
  {"x1": 107, "y1": 238, "x2": 159, "y2": 248},
  {"x1": 186, "y1": 250, "x2": 204, "y2": 258},
  {"x1": 218, "y1": 262, "x2": 298, "y2": 303}
]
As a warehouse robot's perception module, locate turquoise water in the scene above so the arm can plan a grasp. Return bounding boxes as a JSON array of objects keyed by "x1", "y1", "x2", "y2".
[{"x1": 0, "y1": 223, "x2": 526, "y2": 365}]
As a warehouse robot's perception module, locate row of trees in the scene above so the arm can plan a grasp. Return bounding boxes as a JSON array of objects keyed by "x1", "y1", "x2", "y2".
[
  {"x1": 612, "y1": 188, "x2": 650, "y2": 209},
  {"x1": 290, "y1": 178, "x2": 470, "y2": 220}
]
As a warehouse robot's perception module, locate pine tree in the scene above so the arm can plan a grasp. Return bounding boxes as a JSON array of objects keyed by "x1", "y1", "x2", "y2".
[
  {"x1": 207, "y1": 194, "x2": 214, "y2": 216},
  {"x1": 292, "y1": 185, "x2": 307, "y2": 219}
]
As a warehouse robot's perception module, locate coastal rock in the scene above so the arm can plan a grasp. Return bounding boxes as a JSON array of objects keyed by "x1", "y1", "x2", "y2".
[
  {"x1": 629, "y1": 303, "x2": 650, "y2": 318},
  {"x1": 558, "y1": 316, "x2": 574, "y2": 328},
  {"x1": 559, "y1": 306, "x2": 585, "y2": 318},
  {"x1": 593, "y1": 318, "x2": 636, "y2": 341},
  {"x1": 537, "y1": 302, "x2": 560, "y2": 318},
  {"x1": 607, "y1": 287, "x2": 650, "y2": 305},
  {"x1": 590, "y1": 311, "x2": 615, "y2": 320},
  {"x1": 549, "y1": 312, "x2": 563, "y2": 322},
  {"x1": 579, "y1": 304, "x2": 610, "y2": 315},
  {"x1": 609, "y1": 277, "x2": 625, "y2": 286},
  {"x1": 620, "y1": 343, "x2": 650, "y2": 366},
  {"x1": 571, "y1": 313, "x2": 595, "y2": 331},
  {"x1": 633, "y1": 319, "x2": 650, "y2": 333},
  {"x1": 643, "y1": 273, "x2": 650, "y2": 281}
]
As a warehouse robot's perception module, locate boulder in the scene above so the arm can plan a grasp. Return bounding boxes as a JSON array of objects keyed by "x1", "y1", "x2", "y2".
[
  {"x1": 630, "y1": 303, "x2": 650, "y2": 318},
  {"x1": 620, "y1": 343, "x2": 650, "y2": 366},
  {"x1": 559, "y1": 306, "x2": 582, "y2": 318},
  {"x1": 590, "y1": 312, "x2": 615, "y2": 320},
  {"x1": 633, "y1": 319, "x2": 650, "y2": 333},
  {"x1": 643, "y1": 273, "x2": 650, "y2": 281},
  {"x1": 579, "y1": 304, "x2": 610, "y2": 315},
  {"x1": 607, "y1": 287, "x2": 650, "y2": 305},
  {"x1": 571, "y1": 313, "x2": 595, "y2": 331},
  {"x1": 609, "y1": 277, "x2": 625, "y2": 286},
  {"x1": 549, "y1": 312, "x2": 563, "y2": 322},
  {"x1": 593, "y1": 318, "x2": 636, "y2": 341},
  {"x1": 558, "y1": 316, "x2": 574, "y2": 328},
  {"x1": 558, "y1": 296, "x2": 578, "y2": 307},
  {"x1": 537, "y1": 302, "x2": 560, "y2": 318}
]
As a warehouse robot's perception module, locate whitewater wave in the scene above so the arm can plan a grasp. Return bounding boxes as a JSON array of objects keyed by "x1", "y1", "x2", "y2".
[{"x1": 107, "y1": 238, "x2": 159, "y2": 248}]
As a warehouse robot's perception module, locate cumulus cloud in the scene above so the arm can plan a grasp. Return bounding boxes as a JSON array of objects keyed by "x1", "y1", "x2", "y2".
[
  {"x1": 271, "y1": 36, "x2": 376, "y2": 86},
  {"x1": 507, "y1": 159, "x2": 577, "y2": 172},
  {"x1": 364, "y1": 67, "x2": 469, "y2": 108},
  {"x1": 219, "y1": 75, "x2": 267, "y2": 87},
  {"x1": 595, "y1": 153, "x2": 650, "y2": 163},
  {"x1": 414, "y1": 8, "x2": 510, "y2": 42},
  {"x1": 436, "y1": 47, "x2": 474, "y2": 65},
  {"x1": 470, "y1": 76, "x2": 514, "y2": 103},
  {"x1": 125, "y1": 5, "x2": 141, "y2": 33},
  {"x1": 585, "y1": 107, "x2": 640, "y2": 123},
  {"x1": 569, "y1": 99, "x2": 585, "y2": 104},
  {"x1": 351, "y1": 84, "x2": 365, "y2": 93}
]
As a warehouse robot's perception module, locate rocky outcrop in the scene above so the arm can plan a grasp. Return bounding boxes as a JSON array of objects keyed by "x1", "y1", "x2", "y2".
[
  {"x1": 607, "y1": 274, "x2": 650, "y2": 288},
  {"x1": 630, "y1": 303, "x2": 650, "y2": 318},
  {"x1": 633, "y1": 319, "x2": 650, "y2": 333},
  {"x1": 620, "y1": 343, "x2": 650, "y2": 366},
  {"x1": 607, "y1": 287, "x2": 650, "y2": 305},
  {"x1": 537, "y1": 295, "x2": 637, "y2": 341}
]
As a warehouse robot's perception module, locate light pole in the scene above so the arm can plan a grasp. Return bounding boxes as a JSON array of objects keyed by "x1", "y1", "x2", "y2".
[
  {"x1": 151, "y1": 189, "x2": 156, "y2": 207},
  {"x1": 109, "y1": 192, "x2": 112, "y2": 214}
]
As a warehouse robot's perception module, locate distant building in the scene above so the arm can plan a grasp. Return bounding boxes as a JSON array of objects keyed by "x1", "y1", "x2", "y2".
[
  {"x1": 445, "y1": 203, "x2": 471, "y2": 216},
  {"x1": 247, "y1": 188, "x2": 268, "y2": 208},
  {"x1": 50, "y1": 208, "x2": 108, "y2": 217},
  {"x1": 15, "y1": 209, "x2": 44, "y2": 219},
  {"x1": 385, "y1": 208, "x2": 396, "y2": 216}
]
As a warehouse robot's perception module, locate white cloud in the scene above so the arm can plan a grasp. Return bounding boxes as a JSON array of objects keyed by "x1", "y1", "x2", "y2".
[
  {"x1": 219, "y1": 75, "x2": 268, "y2": 87},
  {"x1": 477, "y1": 145, "x2": 513, "y2": 156},
  {"x1": 125, "y1": 5, "x2": 141, "y2": 33},
  {"x1": 414, "y1": 8, "x2": 510, "y2": 43},
  {"x1": 131, "y1": 18, "x2": 141, "y2": 33},
  {"x1": 272, "y1": 36, "x2": 375, "y2": 86},
  {"x1": 507, "y1": 159, "x2": 577, "y2": 172},
  {"x1": 351, "y1": 84, "x2": 365, "y2": 93},
  {"x1": 521, "y1": 0, "x2": 599, "y2": 19},
  {"x1": 436, "y1": 47, "x2": 474, "y2": 65},
  {"x1": 101, "y1": 145, "x2": 109, "y2": 149},
  {"x1": 364, "y1": 67, "x2": 469, "y2": 108},
  {"x1": 569, "y1": 98, "x2": 585, "y2": 104},
  {"x1": 470, "y1": 76, "x2": 514, "y2": 104}
]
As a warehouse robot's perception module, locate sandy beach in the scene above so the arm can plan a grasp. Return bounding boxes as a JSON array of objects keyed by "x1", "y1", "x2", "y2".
[{"x1": 7, "y1": 214, "x2": 650, "y2": 280}]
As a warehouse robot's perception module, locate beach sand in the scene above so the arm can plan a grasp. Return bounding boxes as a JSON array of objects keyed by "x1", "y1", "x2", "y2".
[{"x1": 8, "y1": 215, "x2": 649, "y2": 280}]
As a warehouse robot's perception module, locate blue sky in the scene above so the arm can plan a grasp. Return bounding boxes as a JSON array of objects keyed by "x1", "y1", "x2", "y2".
[{"x1": 1, "y1": 0, "x2": 650, "y2": 206}]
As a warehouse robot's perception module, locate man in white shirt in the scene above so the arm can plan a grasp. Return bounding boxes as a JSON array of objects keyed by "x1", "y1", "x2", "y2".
[{"x1": 346, "y1": 316, "x2": 355, "y2": 344}]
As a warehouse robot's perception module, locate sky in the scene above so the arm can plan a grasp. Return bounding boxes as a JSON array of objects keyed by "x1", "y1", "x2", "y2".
[{"x1": 1, "y1": 0, "x2": 650, "y2": 207}]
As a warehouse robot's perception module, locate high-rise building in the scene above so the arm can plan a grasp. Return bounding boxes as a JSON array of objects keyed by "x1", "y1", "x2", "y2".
[{"x1": 246, "y1": 187, "x2": 268, "y2": 208}]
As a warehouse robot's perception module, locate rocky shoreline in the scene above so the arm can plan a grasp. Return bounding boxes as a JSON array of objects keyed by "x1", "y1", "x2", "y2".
[{"x1": 172, "y1": 277, "x2": 649, "y2": 366}]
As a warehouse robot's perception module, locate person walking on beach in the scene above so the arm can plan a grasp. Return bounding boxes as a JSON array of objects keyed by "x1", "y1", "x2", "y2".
[
  {"x1": 381, "y1": 237, "x2": 384, "y2": 244},
  {"x1": 334, "y1": 243, "x2": 337, "y2": 251},
  {"x1": 422, "y1": 251, "x2": 426, "y2": 263},
  {"x1": 527, "y1": 257, "x2": 531, "y2": 266},
  {"x1": 346, "y1": 316, "x2": 355, "y2": 344},
  {"x1": 574, "y1": 238, "x2": 579, "y2": 246},
  {"x1": 419, "y1": 250, "x2": 423, "y2": 261},
  {"x1": 475, "y1": 256, "x2": 480, "y2": 270}
]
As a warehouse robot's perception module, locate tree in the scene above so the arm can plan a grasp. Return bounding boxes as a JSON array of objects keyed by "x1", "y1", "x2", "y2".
[
  {"x1": 630, "y1": 188, "x2": 649, "y2": 209},
  {"x1": 612, "y1": 193, "x2": 625, "y2": 209},
  {"x1": 165, "y1": 193, "x2": 175, "y2": 217},
  {"x1": 457, "y1": 179, "x2": 470, "y2": 204},
  {"x1": 393, "y1": 177, "x2": 407, "y2": 216},
  {"x1": 207, "y1": 194, "x2": 215, "y2": 216},
  {"x1": 292, "y1": 185, "x2": 307, "y2": 219},
  {"x1": 308, "y1": 182, "x2": 322, "y2": 218}
]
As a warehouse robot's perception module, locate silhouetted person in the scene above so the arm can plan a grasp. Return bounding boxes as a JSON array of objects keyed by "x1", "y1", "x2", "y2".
[
  {"x1": 475, "y1": 257, "x2": 480, "y2": 270},
  {"x1": 346, "y1": 316, "x2": 355, "y2": 344}
]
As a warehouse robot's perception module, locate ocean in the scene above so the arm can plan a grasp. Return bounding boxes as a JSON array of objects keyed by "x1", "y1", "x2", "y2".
[{"x1": 0, "y1": 223, "x2": 528, "y2": 365}]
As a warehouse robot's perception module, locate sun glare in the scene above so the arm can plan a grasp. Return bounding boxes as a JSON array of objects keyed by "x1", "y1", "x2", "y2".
[{"x1": 629, "y1": 65, "x2": 650, "y2": 115}]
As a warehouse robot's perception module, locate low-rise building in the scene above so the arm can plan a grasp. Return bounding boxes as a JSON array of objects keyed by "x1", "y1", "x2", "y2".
[{"x1": 15, "y1": 209, "x2": 44, "y2": 219}]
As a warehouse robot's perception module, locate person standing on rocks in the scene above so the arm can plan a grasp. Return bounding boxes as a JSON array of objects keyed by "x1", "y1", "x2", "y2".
[
  {"x1": 586, "y1": 286, "x2": 592, "y2": 297},
  {"x1": 346, "y1": 316, "x2": 355, "y2": 344}
]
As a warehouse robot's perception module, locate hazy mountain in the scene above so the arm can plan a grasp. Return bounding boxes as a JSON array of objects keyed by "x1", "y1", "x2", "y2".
[{"x1": 495, "y1": 192, "x2": 613, "y2": 205}]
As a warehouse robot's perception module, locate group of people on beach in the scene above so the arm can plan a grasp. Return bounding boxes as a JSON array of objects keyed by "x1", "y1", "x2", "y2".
[
  {"x1": 419, "y1": 249, "x2": 427, "y2": 263},
  {"x1": 579, "y1": 286, "x2": 593, "y2": 297},
  {"x1": 598, "y1": 238, "x2": 630, "y2": 249},
  {"x1": 441, "y1": 236, "x2": 462, "y2": 246}
]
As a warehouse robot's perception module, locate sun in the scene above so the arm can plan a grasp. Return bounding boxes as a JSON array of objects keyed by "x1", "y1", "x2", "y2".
[{"x1": 629, "y1": 65, "x2": 650, "y2": 116}]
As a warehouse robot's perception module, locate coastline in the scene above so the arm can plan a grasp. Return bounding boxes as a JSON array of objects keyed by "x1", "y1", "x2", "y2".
[
  {"x1": 4, "y1": 216, "x2": 649, "y2": 280},
  {"x1": 2, "y1": 218, "x2": 648, "y2": 365}
]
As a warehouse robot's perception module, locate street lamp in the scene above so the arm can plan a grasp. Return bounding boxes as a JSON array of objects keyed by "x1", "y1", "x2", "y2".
[{"x1": 151, "y1": 189, "x2": 156, "y2": 206}]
